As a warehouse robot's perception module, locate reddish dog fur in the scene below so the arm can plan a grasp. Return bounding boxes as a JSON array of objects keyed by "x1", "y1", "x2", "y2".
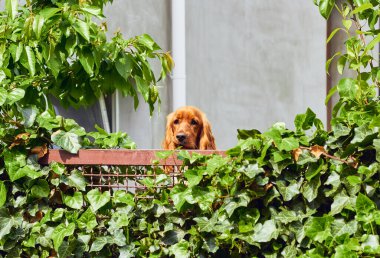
[{"x1": 163, "y1": 106, "x2": 216, "y2": 150}]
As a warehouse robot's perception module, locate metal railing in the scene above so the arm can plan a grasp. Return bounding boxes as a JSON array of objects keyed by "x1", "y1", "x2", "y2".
[{"x1": 39, "y1": 149, "x2": 225, "y2": 194}]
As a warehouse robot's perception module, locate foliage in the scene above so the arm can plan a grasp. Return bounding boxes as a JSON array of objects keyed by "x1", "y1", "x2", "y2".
[
  {"x1": 0, "y1": 0, "x2": 172, "y2": 155},
  {"x1": 1, "y1": 0, "x2": 380, "y2": 257}
]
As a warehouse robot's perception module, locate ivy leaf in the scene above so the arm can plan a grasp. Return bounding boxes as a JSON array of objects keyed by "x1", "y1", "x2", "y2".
[
  {"x1": 304, "y1": 216, "x2": 334, "y2": 243},
  {"x1": 332, "y1": 219, "x2": 357, "y2": 237},
  {"x1": 90, "y1": 236, "x2": 113, "y2": 252},
  {"x1": 63, "y1": 192, "x2": 83, "y2": 210},
  {"x1": 238, "y1": 163, "x2": 264, "y2": 179},
  {"x1": 330, "y1": 192, "x2": 351, "y2": 215},
  {"x1": 169, "y1": 240, "x2": 190, "y2": 258},
  {"x1": 51, "y1": 130, "x2": 82, "y2": 154},
  {"x1": 223, "y1": 192, "x2": 250, "y2": 217},
  {"x1": 67, "y1": 170, "x2": 87, "y2": 191},
  {"x1": 275, "y1": 209, "x2": 299, "y2": 224},
  {"x1": 0, "y1": 181, "x2": 6, "y2": 207},
  {"x1": 51, "y1": 223, "x2": 75, "y2": 251},
  {"x1": 31, "y1": 179, "x2": 50, "y2": 198},
  {"x1": 170, "y1": 185, "x2": 189, "y2": 212},
  {"x1": 251, "y1": 220, "x2": 278, "y2": 243},
  {"x1": 184, "y1": 169, "x2": 203, "y2": 187},
  {"x1": 302, "y1": 175, "x2": 321, "y2": 202},
  {"x1": 77, "y1": 208, "x2": 97, "y2": 230},
  {"x1": 87, "y1": 189, "x2": 110, "y2": 211},
  {"x1": 21, "y1": 105, "x2": 39, "y2": 128},
  {"x1": 356, "y1": 193, "x2": 376, "y2": 215},
  {"x1": 162, "y1": 230, "x2": 186, "y2": 245},
  {"x1": 277, "y1": 180, "x2": 300, "y2": 201},
  {"x1": 113, "y1": 190, "x2": 135, "y2": 206},
  {"x1": 279, "y1": 137, "x2": 299, "y2": 151},
  {"x1": 0, "y1": 208, "x2": 19, "y2": 239}
]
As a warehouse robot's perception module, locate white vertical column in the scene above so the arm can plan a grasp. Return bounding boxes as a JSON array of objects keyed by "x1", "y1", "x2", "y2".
[{"x1": 171, "y1": 0, "x2": 186, "y2": 110}]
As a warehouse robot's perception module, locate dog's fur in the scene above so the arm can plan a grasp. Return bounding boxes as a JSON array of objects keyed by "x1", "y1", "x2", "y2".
[{"x1": 163, "y1": 106, "x2": 216, "y2": 150}]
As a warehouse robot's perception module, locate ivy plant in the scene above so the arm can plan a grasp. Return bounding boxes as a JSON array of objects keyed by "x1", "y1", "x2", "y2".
[{"x1": 2, "y1": 0, "x2": 380, "y2": 257}]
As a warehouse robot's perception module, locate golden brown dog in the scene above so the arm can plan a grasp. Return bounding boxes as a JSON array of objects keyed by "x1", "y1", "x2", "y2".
[{"x1": 163, "y1": 106, "x2": 216, "y2": 150}]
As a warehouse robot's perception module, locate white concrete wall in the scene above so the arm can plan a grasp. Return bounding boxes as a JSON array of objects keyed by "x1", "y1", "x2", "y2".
[{"x1": 104, "y1": 0, "x2": 326, "y2": 149}]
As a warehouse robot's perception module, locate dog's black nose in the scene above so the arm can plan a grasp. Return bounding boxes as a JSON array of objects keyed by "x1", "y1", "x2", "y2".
[{"x1": 176, "y1": 134, "x2": 186, "y2": 142}]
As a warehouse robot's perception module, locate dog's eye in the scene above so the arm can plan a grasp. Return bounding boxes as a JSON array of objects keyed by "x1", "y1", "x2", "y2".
[
  {"x1": 191, "y1": 119, "x2": 198, "y2": 125},
  {"x1": 174, "y1": 119, "x2": 179, "y2": 125}
]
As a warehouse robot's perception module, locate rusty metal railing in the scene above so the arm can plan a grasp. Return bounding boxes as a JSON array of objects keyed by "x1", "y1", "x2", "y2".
[{"x1": 39, "y1": 149, "x2": 225, "y2": 194}]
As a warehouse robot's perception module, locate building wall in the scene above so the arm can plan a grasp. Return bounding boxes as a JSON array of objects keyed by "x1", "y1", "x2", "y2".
[{"x1": 104, "y1": 0, "x2": 326, "y2": 149}]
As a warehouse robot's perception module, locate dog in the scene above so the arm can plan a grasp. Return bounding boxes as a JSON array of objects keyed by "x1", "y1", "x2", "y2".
[{"x1": 163, "y1": 106, "x2": 216, "y2": 150}]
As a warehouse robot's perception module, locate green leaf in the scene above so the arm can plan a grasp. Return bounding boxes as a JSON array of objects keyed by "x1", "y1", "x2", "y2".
[
  {"x1": 113, "y1": 190, "x2": 135, "y2": 206},
  {"x1": 32, "y1": 15, "x2": 45, "y2": 39},
  {"x1": 80, "y1": 6, "x2": 104, "y2": 18},
  {"x1": 337, "y1": 78, "x2": 358, "y2": 99},
  {"x1": 278, "y1": 137, "x2": 299, "y2": 151},
  {"x1": 373, "y1": 139, "x2": 380, "y2": 162},
  {"x1": 0, "y1": 208, "x2": 20, "y2": 239},
  {"x1": 251, "y1": 220, "x2": 278, "y2": 243},
  {"x1": 356, "y1": 193, "x2": 376, "y2": 214},
  {"x1": 77, "y1": 208, "x2": 97, "y2": 230},
  {"x1": 72, "y1": 19, "x2": 91, "y2": 42},
  {"x1": 78, "y1": 48, "x2": 94, "y2": 75},
  {"x1": 223, "y1": 192, "x2": 250, "y2": 217},
  {"x1": 294, "y1": 108, "x2": 317, "y2": 132},
  {"x1": 337, "y1": 55, "x2": 347, "y2": 74},
  {"x1": 21, "y1": 105, "x2": 39, "y2": 128},
  {"x1": 304, "y1": 216, "x2": 334, "y2": 243},
  {"x1": 332, "y1": 219, "x2": 357, "y2": 237},
  {"x1": 277, "y1": 180, "x2": 300, "y2": 201},
  {"x1": 51, "y1": 130, "x2": 82, "y2": 154},
  {"x1": 238, "y1": 163, "x2": 265, "y2": 179},
  {"x1": 351, "y1": 3, "x2": 373, "y2": 14},
  {"x1": 90, "y1": 236, "x2": 112, "y2": 252},
  {"x1": 67, "y1": 170, "x2": 87, "y2": 191},
  {"x1": 63, "y1": 192, "x2": 83, "y2": 209},
  {"x1": 116, "y1": 54, "x2": 134, "y2": 81},
  {"x1": 327, "y1": 28, "x2": 342, "y2": 44},
  {"x1": 318, "y1": 0, "x2": 335, "y2": 19},
  {"x1": 326, "y1": 52, "x2": 341, "y2": 75},
  {"x1": 39, "y1": 7, "x2": 61, "y2": 19},
  {"x1": 7, "y1": 88, "x2": 25, "y2": 105},
  {"x1": 275, "y1": 209, "x2": 299, "y2": 224},
  {"x1": 86, "y1": 188, "x2": 110, "y2": 211},
  {"x1": 325, "y1": 85, "x2": 338, "y2": 105},
  {"x1": 330, "y1": 192, "x2": 351, "y2": 215},
  {"x1": 0, "y1": 87, "x2": 7, "y2": 106},
  {"x1": 170, "y1": 185, "x2": 189, "y2": 212},
  {"x1": 5, "y1": 0, "x2": 18, "y2": 20},
  {"x1": 51, "y1": 223, "x2": 75, "y2": 251},
  {"x1": 302, "y1": 175, "x2": 321, "y2": 202},
  {"x1": 31, "y1": 179, "x2": 50, "y2": 198},
  {"x1": 169, "y1": 240, "x2": 190, "y2": 258},
  {"x1": 25, "y1": 46, "x2": 36, "y2": 76},
  {"x1": 0, "y1": 181, "x2": 6, "y2": 207},
  {"x1": 184, "y1": 169, "x2": 203, "y2": 187}
]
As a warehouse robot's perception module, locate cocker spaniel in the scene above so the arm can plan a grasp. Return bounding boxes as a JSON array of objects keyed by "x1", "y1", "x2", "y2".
[{"x1": 163, "y1": 106, "x2": 216, "y2": 150}]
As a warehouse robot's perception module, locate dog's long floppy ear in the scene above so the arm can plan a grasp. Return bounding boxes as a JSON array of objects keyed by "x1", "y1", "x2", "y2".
[
  {"x1": 162, "y1": 112, "x2": 175, "y2": 149},
  {"x1": 199, "y1": 113, "x2": 216, "y2": 150}
]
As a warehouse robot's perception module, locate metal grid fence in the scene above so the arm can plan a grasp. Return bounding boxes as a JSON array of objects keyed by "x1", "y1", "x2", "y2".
[{"x1": 39, "y1": 149, "x2": 224, "y2": 194}]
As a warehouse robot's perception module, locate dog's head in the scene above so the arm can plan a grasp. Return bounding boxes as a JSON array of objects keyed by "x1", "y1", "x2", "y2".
[{"x1": 163, "y1": 106, "x2": 216, "y2": 150}]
